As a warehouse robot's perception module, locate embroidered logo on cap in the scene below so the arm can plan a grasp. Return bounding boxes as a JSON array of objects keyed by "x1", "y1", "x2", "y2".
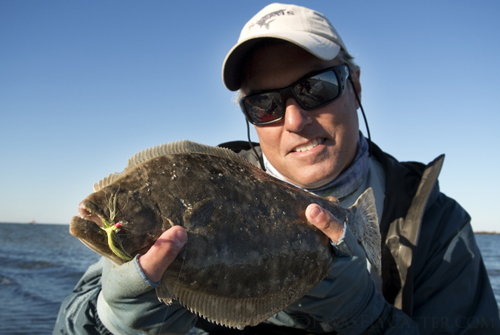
[{"x1": 249, "y1": 9, "x2": 294, "y2": 30}]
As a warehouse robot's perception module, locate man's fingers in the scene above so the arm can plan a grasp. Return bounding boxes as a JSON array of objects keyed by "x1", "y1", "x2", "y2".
[
  {"x1": 138, "y1": 226, "x2": 187, "y2": 283},
  {"x1": 306, "y1": 204, "x2": 344, "y2": 243}
]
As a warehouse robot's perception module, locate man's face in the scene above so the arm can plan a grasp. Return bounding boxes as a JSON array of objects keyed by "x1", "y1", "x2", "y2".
[{"x1": 241, "y1": 43, "x2": 361, "y2": 189}]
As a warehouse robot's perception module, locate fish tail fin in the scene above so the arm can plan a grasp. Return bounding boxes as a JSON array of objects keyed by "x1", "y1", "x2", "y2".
[{"x1": 348, "y1": 187, "x2": 382, "y2": 276}]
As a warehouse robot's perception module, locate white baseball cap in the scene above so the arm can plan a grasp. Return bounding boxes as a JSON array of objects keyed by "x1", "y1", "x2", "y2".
[{"x1": 222, "y1": 3, "x2": 348, "y2": 91}]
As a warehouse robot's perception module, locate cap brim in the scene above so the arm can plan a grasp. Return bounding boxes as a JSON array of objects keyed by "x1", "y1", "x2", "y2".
[{"x1": 222, "y1": 31, "x2": 341, "y2": 91}]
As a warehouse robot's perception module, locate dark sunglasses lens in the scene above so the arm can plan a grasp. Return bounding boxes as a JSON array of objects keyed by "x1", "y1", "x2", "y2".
[
  {"x1": 293, "y1": 71, "x2": 340, "y2": 108},
  {"x1": 242, "y1": 92, "x2": 284, "y2": 124}
]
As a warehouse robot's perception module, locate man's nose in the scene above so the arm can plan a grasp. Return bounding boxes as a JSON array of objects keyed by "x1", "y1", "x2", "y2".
[{"x1": 284, "y1": 98, "x2": 312, "y2": 132}]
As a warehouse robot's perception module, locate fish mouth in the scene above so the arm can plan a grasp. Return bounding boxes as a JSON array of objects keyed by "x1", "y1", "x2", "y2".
[
  {"x1": 71, "y1": 199, "x2": 134, "y2": 264},
  {"x1": 69, "y1": 215, "x2": 126, "y2": 265},
  {"x1": 71, "y1": 199, "x2": 155, "y2": 264},
  {"x1": 292, "y1": 138, "x2": 325, "y2": 153},
  {"x1": 78, "y1": 201, "x2": 106, "y2": 227}
]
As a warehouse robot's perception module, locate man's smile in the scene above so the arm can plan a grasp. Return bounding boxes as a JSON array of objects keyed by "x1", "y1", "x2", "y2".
[{"x1": 292, "y1": 138, "x2": 326, "y2": 153}]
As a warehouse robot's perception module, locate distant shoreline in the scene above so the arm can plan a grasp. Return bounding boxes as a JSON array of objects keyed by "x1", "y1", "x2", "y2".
[
  {"x1": 474, "y1": 231, "x2": 499, "y2": 235},
  {"x1": 0, "y1": 222, "x2": 69, "y2": 225}
]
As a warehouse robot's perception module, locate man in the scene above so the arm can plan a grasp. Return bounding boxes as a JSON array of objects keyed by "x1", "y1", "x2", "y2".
[{"x1": 54, "y1": 3, "x2": 500, "y2": 334}]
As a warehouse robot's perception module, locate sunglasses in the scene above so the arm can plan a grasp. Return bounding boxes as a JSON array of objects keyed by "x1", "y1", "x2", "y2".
[{"x1": 239, "y1": 64, "x2": 350, "y2": 126}]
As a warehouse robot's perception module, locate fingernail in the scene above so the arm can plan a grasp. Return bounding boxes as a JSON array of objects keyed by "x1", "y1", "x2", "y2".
[
  {"x1": 309, "y1": 206, "x2": 322, "y2": 223},
  {"x1": 175, "y1": 228, "x2": 187, "y2": 245}
]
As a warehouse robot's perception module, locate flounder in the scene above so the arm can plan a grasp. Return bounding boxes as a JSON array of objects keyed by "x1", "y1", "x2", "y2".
[{"x1": 70, "y1": 140, "x2": 381, "y2": 329}]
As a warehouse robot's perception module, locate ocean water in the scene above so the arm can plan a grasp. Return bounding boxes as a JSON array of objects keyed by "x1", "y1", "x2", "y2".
[
  {"x1": 0, "y1": 222, "x2": 498, "y2": 335},
  {"x1": 0, "y1": 223, "x2": 100, "y2": 335},
  {"x1": 475, "y1": 233, "x2": 500, "y2": 310}
]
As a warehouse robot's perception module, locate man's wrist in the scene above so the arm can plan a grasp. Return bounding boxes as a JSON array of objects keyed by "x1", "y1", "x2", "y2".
[
  {"x1": 135, "y1": 255, "x2": 161, "y2": 287},
  {"x1": 330, "y1": 222, "x2": 347, "y2": 247}
]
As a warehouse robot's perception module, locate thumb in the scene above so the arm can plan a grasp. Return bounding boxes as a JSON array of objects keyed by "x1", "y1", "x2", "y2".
[
  {"x1": 306, "y1": 204, "x2": 344, "y2": 243},
  {"x1": 138, "y1": 226, "x2": 187, "y2": 283}
]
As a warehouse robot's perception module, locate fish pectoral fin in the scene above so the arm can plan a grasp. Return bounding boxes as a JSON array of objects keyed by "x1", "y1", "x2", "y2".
[{"x1": 348, "y1": 188, "x2": 382, "y2": 276}]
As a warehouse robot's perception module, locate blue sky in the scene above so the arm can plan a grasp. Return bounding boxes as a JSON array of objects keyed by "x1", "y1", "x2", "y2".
[{"x1": 1, "y1": 1, "x2": 499, "y2": 232}]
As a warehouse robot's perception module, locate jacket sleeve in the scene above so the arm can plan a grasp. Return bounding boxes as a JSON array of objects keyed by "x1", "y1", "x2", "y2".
[
  {"x1": 411, "y1": 192, "x2": 500, "y2": 334},
  {"x1": 53, "y1": 257, "x2": 198, "y2": 335},
  {"x1": 96, "y1": 256, "x2": 197, "y2": 335},
  {"x1": 53, "y1": 258, "x2": 113, "y2": 335}
]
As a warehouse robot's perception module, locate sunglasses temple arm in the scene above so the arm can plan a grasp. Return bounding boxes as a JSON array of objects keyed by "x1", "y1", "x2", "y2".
[
  {"x1": 349, "y1": 76, "x2": 372, "y2": 156},
  {"x1": 246, "y1": 119, "x2": 266, "y2": 171}
]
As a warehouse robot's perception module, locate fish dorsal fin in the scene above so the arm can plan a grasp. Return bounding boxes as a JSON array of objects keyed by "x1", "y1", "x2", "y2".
[
  {"x1": 93, "y1": 140, "x2": 250, "y2": 192},
  {"x1": 93, "y1": 172, "x2": 121, "y2": 192},
  {"x1": 126, "y1": 140, "x2": 249, "y2": 169}
]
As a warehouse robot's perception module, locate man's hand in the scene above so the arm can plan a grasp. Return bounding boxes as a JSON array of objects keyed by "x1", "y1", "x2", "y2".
[
  {"x1": 287, "y1": 203, "x2": 386, "y2": 334},
  {"x1": 306, "y1": 204, "x2": 344, "y2": 243},
  {"x1": 138, "y1": 225, "x2": 187, "y2": 283},
  {"x1": 97, "y1": 225, "x2": 193, "y2": 334}
]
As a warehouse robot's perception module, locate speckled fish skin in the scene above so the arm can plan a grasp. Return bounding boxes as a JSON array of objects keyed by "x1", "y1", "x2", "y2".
[{"x1": 69, "y1": 141, "x2": 380, "y2": 328}]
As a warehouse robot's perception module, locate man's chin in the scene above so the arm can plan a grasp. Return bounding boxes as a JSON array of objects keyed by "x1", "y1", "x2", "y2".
[{"x1": 284, "y1": 168, "x2": 337, "y2": 189}]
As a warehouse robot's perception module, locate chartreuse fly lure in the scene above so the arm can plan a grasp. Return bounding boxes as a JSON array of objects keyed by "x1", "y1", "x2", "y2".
[{"x1": 98, "y1": 187, "x2": 132, "y2": 262}]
